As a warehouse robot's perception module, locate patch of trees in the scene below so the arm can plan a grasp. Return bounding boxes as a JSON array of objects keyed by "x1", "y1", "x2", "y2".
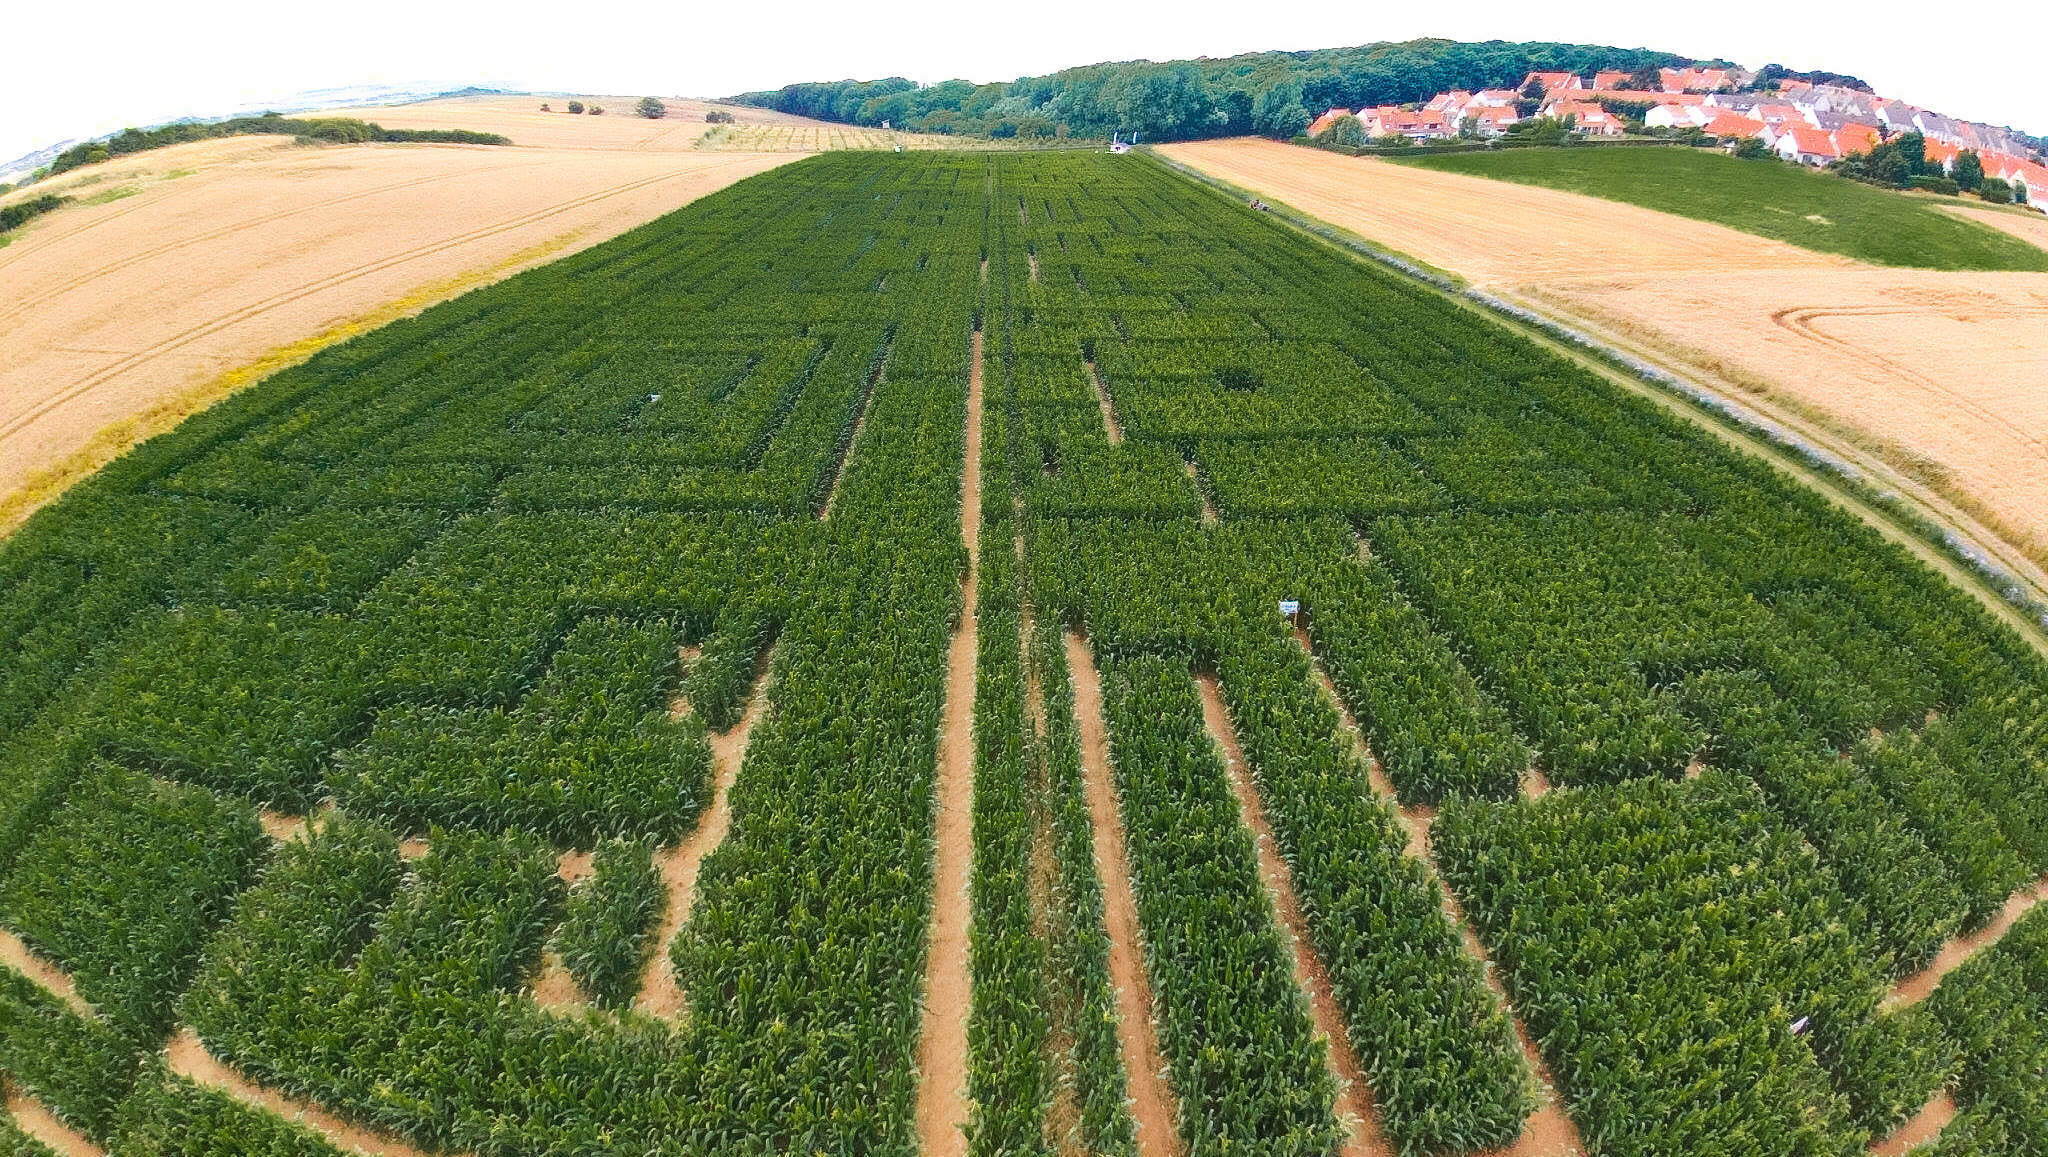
[
  {"x1": 38, "y1": 114, "x2": 509, "y2": 177},
  {"x1": 705, "y1": 109, "x2": 735, "y2": 124},
  {"x1": 1747, "y1": 64, "x2": 1872, "y2": 93},
  {"x1": 637, "y1": 97, "x2": 666, "y2": 120},
  {"x1": 730, "y1": 38, "x2": 1691, "y2": 142},
  {"x1": 1830, "y1": 131, "x2": 1953, "y2": 190},
  {"x1": 0, "y1": 193, "x2": 67, "y2": 233}
]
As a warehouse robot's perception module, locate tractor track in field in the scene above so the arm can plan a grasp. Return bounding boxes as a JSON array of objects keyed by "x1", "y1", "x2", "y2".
[
  {"x1": 1064, "y1": 630, "x2": 1184, "y2": 1157},
  {"x1": 1292, "y1": 629, "x2": 1586, "y2": 1157},
  {"x1": 1871, "y1": 1093, "x2": 1958, "y2": 1157},
  {"x1": 0, "y1": 163, "x2": 750, "y2": 447},
  {"x1": 914, "y1": 330, "x2": 982, "y2": 1157},
  {"x1": 1195, "y1": 673, "x2": 1387, "y2": 1157},
  {"x1": 639, "y1": 647, "x2": 776, "y2": 1020}
]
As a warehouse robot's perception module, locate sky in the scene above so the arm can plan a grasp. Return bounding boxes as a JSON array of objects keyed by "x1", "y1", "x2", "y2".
[{"x1": 6, "y1": 0, "x2": 2042, "y2": 168}]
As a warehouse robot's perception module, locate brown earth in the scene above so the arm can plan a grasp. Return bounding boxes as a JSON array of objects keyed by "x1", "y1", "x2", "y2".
[
  {"x1": 1064, "y1": 630, "x2": 1184, "y2": 1157},
  {"x1": 167, "y1": 1028, "x2": 445, "y2": 1157},
  {"x1": 1886, "y1": 875, "x2": 2048, "y2": 1009},
  {"x1": 0, "y1": 928, "x2": 93, "y2": 1019},
  {"x1": 0, "y1": 95, "x2": 826, "y2": 533},
  {"x1": 1157, "y1": 137, "x2": 2048, "y2": 590},
  {"x1": 1194, "y1": 673, "x2": 1386, "y2": 1157},
  {"x1": 1290, "y1": 630, "x2": 1584, "y2": 1157},
  {"x1": 914, "y1": 332, "x2": 983, "y2": 1157},
  {"x1": 1870, "y1": 1093, "x2": 1958, "y2": 1157},
  {"x1": 638, "y1": 655, "x2": 774, "y2": 1020},
  {"x1": 5, "y1": 1091, "x2": 102, "y2": 1157}
]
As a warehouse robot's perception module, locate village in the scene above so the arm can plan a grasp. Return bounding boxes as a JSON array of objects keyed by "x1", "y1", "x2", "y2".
[{"x1": 1308, "y1": 66, "x2": 2048, "y2": 205}]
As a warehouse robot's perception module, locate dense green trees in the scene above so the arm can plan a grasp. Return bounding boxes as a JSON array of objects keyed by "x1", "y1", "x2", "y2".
[{"x1": 735, "y1": 38, "x2": 1690, "y2": 141}]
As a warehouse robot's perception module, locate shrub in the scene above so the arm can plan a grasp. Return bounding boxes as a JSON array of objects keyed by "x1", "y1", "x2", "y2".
[
  {"x1": 706, "y1": 109, "x2": 735, "y2": 123},
  {"x1": 567, "y1": 101, "x2": 585, "y2": 115},
  {"x1": 1910, "y1": 174, "x2": 1960, "y2": 195},
  {"x1": 0, "y1": 194, "x2": 67, "y2": 234},
  {"x1": 637, "y1": 97, "x2": 666, "y2": 119},
  {"x1": 1982, "y1": 177, "x2": 2014, "y2": 204}
]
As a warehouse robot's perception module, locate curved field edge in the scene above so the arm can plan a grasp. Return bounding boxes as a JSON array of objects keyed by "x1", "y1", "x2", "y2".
[
  {"x1": 1148, "y1": 150, "x2": 2048, "y2": 659},
  {"x1": 1387, "y1": 147, "x2": 2048, "y2": 273},
  {"x1": 0, "y1": 232, "x2": 585, "y2": 540}
]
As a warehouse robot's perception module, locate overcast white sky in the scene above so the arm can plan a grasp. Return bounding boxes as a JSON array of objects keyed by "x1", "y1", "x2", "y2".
[{"x1": 5, "y1": 0, "x2": 2041, "y2": 166}]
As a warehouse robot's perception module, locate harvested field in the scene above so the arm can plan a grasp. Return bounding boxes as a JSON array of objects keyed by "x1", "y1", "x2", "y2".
[
  {"x1": 0, "y1": 97, "x2": 809, "y2": 531},
  {"x1": 1159, "y1": 137, "x2": 2048, "y2": 581}
]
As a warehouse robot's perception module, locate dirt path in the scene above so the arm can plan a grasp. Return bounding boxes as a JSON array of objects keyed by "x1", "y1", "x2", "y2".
[
  {"x1": 257, "y1": 809, "x2": 309, "y2": 844},
  {"x1": 1291, "y1": 631, "x2": 1584, "y2": 1157},
  {"x1": 914, "y1": 331, "x2": 983, "y2": 1157},
  {"x1": 637, "y1": 655, "x2": 775, "y2": 1020},
  {"x1": 0, "y1": 928, "x2": 94, "y2": 1019},
  {"x1": 1064, "y1": 630, "x2": 1183, "y2": 1157},
  {"x1": 167, "y1": 1028, "x2": 448, "y2": 1157},
  {"x1": 1193, "y1": 673, "x2": 1386, "y2": 1157},
  {"x1": 1084, "y1": 362, "x2": 1123, "y2": 444},
  {"x1": 1182, "y1": 461, "x2": 1219, "y2": 526},
  {"x1": 1869, "y1": 1093, "x2": 1958, "y2": 1157},
  {"x1": 6, "y1": 1091, "x2": 102, "y2": 1157},
  {"x1": 1885, "y1": 875, "x2": 2048, "y2": 1009}
]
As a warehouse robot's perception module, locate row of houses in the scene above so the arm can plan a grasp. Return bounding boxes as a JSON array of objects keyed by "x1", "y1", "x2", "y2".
[{"x1": 1305, "y1": 70, "x2": 2046, "y2": 205}]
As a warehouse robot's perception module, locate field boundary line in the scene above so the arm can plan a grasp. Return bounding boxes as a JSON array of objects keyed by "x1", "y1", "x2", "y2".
[
  {"x1": 1290, "y1": 630, "x2": 1585, "y2": 1157},
  {"x1": 913, "y1": 329, "x2": 983, "y2": 1157},
  {"x1": 1147, "y1": 150, "x2": 2048, "y2": 656},
  {"x1": 1884, "y1": 874, "x2": 2048, "y2": 1010},
  {"x1": 1193, "y1": 672, "x2": 1387, "y2": 1157},
  {"x1": 5, "y1": 1089, "x2": 102, "y2": 1157},
  {"x1": 638, "y1": 646, "x2": 776, "y2": 1020},
  {"x1": 167, "y1": 1028, "x2": 453, "y2": 1157},
  {"x1": 1064, "y1": 630, "x2": 1184, "y2": 1157}
]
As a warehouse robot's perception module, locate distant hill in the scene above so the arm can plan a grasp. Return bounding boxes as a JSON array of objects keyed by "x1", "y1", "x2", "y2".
[{"x1": 732, "y1": 39, "x2": 1703, "y2": 141}]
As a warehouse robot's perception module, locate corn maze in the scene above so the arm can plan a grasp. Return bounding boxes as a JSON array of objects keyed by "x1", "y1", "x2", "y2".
[{"x1": 1, "y1": 150, "x2": 2046, "y2": 1157}]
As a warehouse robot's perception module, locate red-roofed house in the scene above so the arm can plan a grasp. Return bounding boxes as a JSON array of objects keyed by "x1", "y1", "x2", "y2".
[
  {"x1": 1922, "y1": 139, "x2": 1961, "y2": 173},
  {"x1": 1305, "y1": 108, "x2": 1351, "y2": 137},
  {"x1": 1702, "y1": 112, "x2": 1769, "y2": 140},
  {"x1": 1522, "y1": 71, "x2": 1582, "y2": 96},
  {"x1": 1991, "y1": 157, "x2": 2047, "y2": 207},
  {"x1": 1590, "y1": 70, "x2": 1632, "y2": 91},
  {"x1": 1661, "y1": 67, "x2": 1733, "y2": 93},
  {"x1": 1424, "y1": 91, "x2": 1472, "y2": 114},
  {"x1": 1359, "y1": 106, "x2": 1453, "y2": 141},
  {"x1": 1832, "y1": 123, "x2": 1882, "y2": 158},
  {"x1": 1774, "y1": 124, "x2": 1840, "y2": 165},
  {"x1": 1544, "y1": 101, "x2": 1627, "y2": 136},
  {"x1": 1463, "y1": 105, "x2": 1522, "y2": 135}
]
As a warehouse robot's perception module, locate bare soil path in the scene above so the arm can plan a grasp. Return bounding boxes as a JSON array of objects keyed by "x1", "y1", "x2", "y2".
[
  {"x1": 914, "y1": 332, "x2": 983, "y2": 1157},
  {"x1": 1869, "y1": 1093, "x2": 1958, "y2": 1157},
  {"x1": 0, "y1": 928, "x2": 93, "y2": 1019},
  {"x1": 638, "y1": 654, "x2": 775, "y2": 1020},
  {"x1": 1064, "y1": 630, "x2": 1183, "y2": 1157},
  {"x1": 5, "y1": 1091, "x2": 101, "y2": 1157},
  {"x1": 167, "y1": 1028, "x2": 449, "y2": 1157},
  {"x1": 1291, "y1": 630, "x2": 1584, "y2": 1157},
  {"x1": 1194, "y1": 673, "x2": 1386, "y2": 1157},
  {"x1": 1084, "y1": 362, "x2": 1123, "y2": 444},
  {"x1": 1885, "y1": 875, "x2": 2048, "y2": 1010}
]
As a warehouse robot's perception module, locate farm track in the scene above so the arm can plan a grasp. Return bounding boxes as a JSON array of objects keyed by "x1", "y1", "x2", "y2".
[
  {"x1": 167, "y1": 1028, "x2": 448, "y2": 1157},
  {"x1": 913, "y1": 331, "x2": 982, "y2": 1157},
  {"x1": 0, "y1": 928, "x2": 94, "y2": 1018},
  {"x1": 5, "y1": 1091, "x2": 101, "y2": 1156},
  {"x1": 1194, "y1": 674, "x2": 1386, "y2": 1157},
  {"x1": 1064, "y1": 631, "x2": 1183, "y2": 1157},
  {"x1": 1084, "y1": 362, "x2": 1123, "y2": 444},
  {"x1": 1291, "y1": 630, "x2": 1586, "y2": 1157},
  {"x1": 1885, "y1": 875, "x2": 2048, "y2": 1010},
  {"x1": 640, "y1": 651, "x2": 776, "y2": 1020},
  {"x1": 1870, "y1": 1093, "x2": 1958, "y2": 1157},
  {"x1": 0, "y1": 160, "x2": 770, "y2": 447}
]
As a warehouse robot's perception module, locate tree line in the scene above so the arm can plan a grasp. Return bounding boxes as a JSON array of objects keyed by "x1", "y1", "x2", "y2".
[{"x1": 731, "y1": 38, "x2": 1695, "y2": 142}]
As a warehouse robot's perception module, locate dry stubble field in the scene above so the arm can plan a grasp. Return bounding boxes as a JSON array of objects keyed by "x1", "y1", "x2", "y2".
[
  {"x1": 0, "y1": 94, "x2": 855, "y2": 530},
  {"x1": 1159, "y1": 137, "x2": 2048, "y2": 590}
]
